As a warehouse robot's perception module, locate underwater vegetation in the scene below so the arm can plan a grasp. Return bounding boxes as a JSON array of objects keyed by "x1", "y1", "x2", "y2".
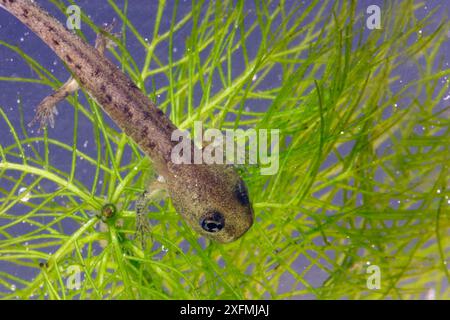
[{"x1": 0, "y1": 0, "x2": 448, "y2": 299}]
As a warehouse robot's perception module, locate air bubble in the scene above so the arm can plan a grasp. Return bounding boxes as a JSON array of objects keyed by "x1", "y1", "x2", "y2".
[{"x1": 18, "y1": 187, "x2": 30, "y2": 202}]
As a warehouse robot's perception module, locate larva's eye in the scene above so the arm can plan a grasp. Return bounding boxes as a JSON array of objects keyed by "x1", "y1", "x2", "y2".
[
  {"x1": 200, "y1": 211, "x2": 225, "y2": 233},
  {"x1": 235, "y1": 179, "x2": 250, "y2": 206}
]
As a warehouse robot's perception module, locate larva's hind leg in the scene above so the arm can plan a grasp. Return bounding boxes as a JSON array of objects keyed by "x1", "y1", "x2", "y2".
[
  {"x1": 95, "y1": 18, "x2": 120, "y2": 54},
  {"x1": 28, "y1": 78, "x2": 79, "y2": 130},
  {"x1": 29, "y1": 20, "x2": 119, "y2": 130}
]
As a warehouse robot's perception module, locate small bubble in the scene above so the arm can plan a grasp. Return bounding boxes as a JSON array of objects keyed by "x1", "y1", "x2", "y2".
[
  {"x1": 83, "y1": 140, "x2": 88, "y2": 148},
  {"x1": 10, "y1": 285, "x2": 16, "y2": 291},
  {"x1": 173, "y1": 47, "x2": 178, "y2": 53},
  {"x1": 18, "y1": 187, "x2": 30, "y2": 202},
  {"x1": 161, "y1": 245, "x2": 169, "y2": 253},
  {"x1": 252, "y1": 74, "x2": 258, "y2": 81},
  {"x1": 436, "y1": 189, "x2": 441, "y2": 194},
  {"x1": 20, "y1": 37, "x2": 24, "y2": 42}
]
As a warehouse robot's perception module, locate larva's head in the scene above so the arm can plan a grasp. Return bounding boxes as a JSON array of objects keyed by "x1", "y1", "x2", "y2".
[{"x1": 166, "y1": 164, "x2": 254, "y2": 243}]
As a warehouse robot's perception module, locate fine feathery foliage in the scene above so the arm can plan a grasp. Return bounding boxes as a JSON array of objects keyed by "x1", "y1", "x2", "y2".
[{"x1": 0, "y1": 0, "x2": 449, "y2": 299}]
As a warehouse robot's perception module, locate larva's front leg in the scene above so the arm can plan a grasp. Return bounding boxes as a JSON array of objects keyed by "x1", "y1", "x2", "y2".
[{"x1": 134, "y1": 179, "x2": 167, "y2": 249}]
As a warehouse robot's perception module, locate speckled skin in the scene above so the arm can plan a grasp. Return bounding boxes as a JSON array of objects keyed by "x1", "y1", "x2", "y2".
[{"x1": 1, "y1": 0, "x2": 253, "y2": 243}]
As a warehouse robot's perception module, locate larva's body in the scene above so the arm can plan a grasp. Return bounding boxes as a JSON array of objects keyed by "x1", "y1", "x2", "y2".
[{"x1": 1, "y1": 0, "x2": 253, "y2": 243}]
